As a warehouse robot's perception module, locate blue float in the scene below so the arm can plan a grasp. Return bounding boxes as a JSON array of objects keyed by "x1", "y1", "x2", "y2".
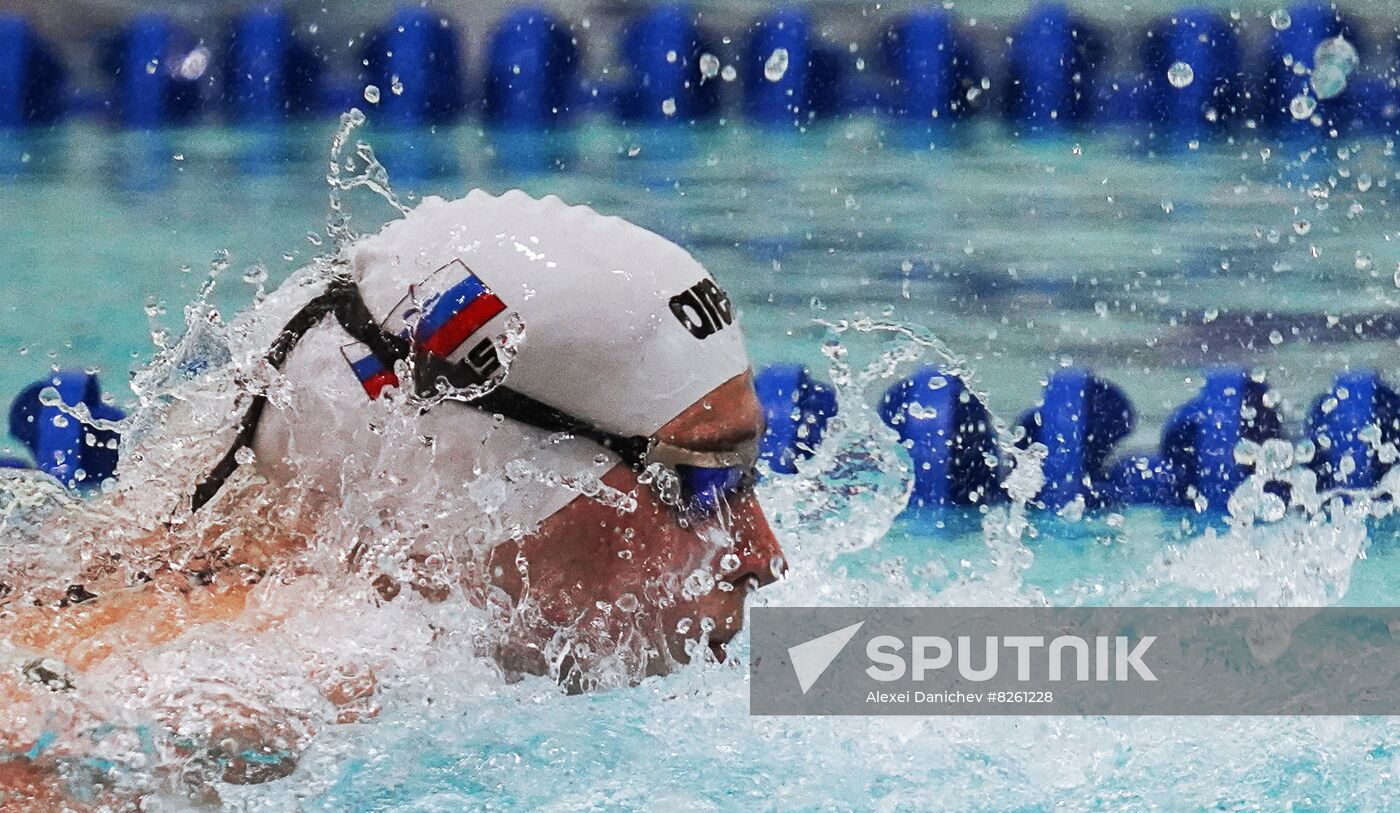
[
  {"x1": 881, "y1": 10, "x2": 976, "y2": 126},
  {"x1": 1105, "y1": 452, "x2": 1177, "y2": 506},
  {"x1": 1156, "y1": 367, "x2": 1283, "y2": 510},
  {"x1": 1258, "y1": 3, "x2": 1357, "y2": 134},
  {"x1": 754, "y1": 364, "x2": 838, "y2": 475},
  {"x1": 8, "y1": 372, "x2": 125, "y2": 488},
  {"x1": 1005, "y1": 3, "x2": 1103, "y2": 134},
  {"x1": 223, "y1": 10, "x2": 322, "y2": 123},
  {"x1": 1017, "y1": 369, "x2": 1134, "y2": 510},
  {"x1": 0, "y1": 15, "x2": 65, "y2": 127},
  {"x1": 361, "y1": 7, "x2": 466, "y2": 126},
  {"x1": 618, "y1": 5, "x2": 718, "y2": 123},
  {"x1": 1307, "y1": 370, "x2": 1400, "y2": 490},
  {"x1": 1142, "y1": 8, "x2": 1239, "y2": 142},
  {"x1": 743, "y1": 9, "x2": 841, "y2": 127},
  {"x1": 484, "y1": 8, "x2": 578, "y2": 128},
  {"x1": 104, "y1": 13, "x2": 203, "y2": 128},
  {"x1": 879, "y1": 367, "x2": 999, "y2": 507}
]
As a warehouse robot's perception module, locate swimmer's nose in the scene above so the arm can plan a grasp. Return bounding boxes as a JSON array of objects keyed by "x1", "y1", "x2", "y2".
[{"x1": 728, "y1": 491, "x2": 787, "y2": 588}]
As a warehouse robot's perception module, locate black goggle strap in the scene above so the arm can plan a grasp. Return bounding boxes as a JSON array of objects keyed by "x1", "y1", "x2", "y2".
[{"x1": 189, "y1": 278, "x2": 649, "y2": 513}]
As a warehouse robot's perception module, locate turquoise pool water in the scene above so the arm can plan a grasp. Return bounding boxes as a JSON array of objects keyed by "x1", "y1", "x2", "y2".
[
  {"x1": 5, "y1": 118, "x2": 1400, "y2": 809},
  {"x1": 5, "y1": 122, "x2": 1399, "y2": 436}
]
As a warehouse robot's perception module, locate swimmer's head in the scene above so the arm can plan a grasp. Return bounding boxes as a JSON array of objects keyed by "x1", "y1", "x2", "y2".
[{"x1": 253, "y1": 190, "x2": 786, "y2": 684}]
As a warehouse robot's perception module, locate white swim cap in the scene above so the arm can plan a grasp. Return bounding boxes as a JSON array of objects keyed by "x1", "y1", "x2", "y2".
[{"x1": 252, "y1": 189, "x2": 750, "y2": 535}]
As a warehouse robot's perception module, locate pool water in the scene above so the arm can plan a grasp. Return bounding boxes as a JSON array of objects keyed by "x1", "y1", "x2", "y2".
[{"x1": 5, "y1": 117, "x2": 1400, "y2": 809}]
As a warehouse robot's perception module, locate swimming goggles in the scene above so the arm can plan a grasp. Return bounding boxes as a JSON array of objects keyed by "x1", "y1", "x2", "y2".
[
  {"x1": 646, "y1": 438, "x2": 759, "y2": 519},
  {"x1": 190, "y1": 277, "x2": 757, "y2": 520}
]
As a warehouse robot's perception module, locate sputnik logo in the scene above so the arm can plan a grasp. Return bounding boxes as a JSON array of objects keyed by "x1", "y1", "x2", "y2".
[{"x1": 789, "y1": 621, "x2": 865, "y2": 694}]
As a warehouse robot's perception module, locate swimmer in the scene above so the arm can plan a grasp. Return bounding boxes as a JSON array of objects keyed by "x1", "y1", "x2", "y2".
[{"x1": 0, "y1": 190, "x2": 786, "y2": 803}]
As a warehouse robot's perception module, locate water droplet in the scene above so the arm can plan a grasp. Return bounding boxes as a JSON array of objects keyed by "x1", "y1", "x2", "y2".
[
  {"x1": 363, "y1": 84, "x2": 381, "y2": 103},
  {"x1": 720, "y1": 65, "x2": 737, "y2": 82},
  {"x1": 665, "y1": 50, "x2": 677, "y2": 64},
  {"x1": 1289, "y1": 94, "x2": 1316, "y2": 120},
  {"x1": 390, "y1": 76, "x2": 404, "y2": 96},
  {"x1": 1355, "y1": 252, "x2": 1373, "y2": 271},
  {"x1": 764, "y1": 48, "x2": 789, "y2": 82},
  {"x1": 1293, "y1": 219, "x2": 1311, "y2": 235},
  {"x1": 1310, "y1": 64, "x2": 1348, "y2": 100},
  {"x1": 1270, "y1": 9, "x2": 1291, "y2": 30},
  {"x1": 661, "y1": 97, "x2": 677, "y2": 117},
  {"x1": 698, "y1": 53, "x2": 720, "y2": 80},
  {"x1": 1167, "y1": 61, "x2": 1194, "y2": 88},
  {"x1": 1312, "y1": 36, "x2": 1359, "y2": 100},
  {"x1": 1268, "y1": 329, "x2": 1284, "y2": 345}
]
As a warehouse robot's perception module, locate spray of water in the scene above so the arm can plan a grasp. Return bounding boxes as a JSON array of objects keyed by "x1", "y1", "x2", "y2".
[{"x1": 1, "y1": 115, "x2": 1397, "y2": 810}]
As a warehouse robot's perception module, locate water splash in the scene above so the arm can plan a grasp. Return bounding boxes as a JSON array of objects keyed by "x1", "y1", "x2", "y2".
[
  {"x1": 326, "y1": 109, "x2": 406, "y2": 247},
  {"x1": 3, "y1": 121, "x2": 1397, "y2": 811}
]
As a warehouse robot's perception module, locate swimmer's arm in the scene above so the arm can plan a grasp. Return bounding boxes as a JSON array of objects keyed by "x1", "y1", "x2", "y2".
[
  {"x1": 0, "y1": 760, "x2": 81, "y2": 812},
  {"x1": 2, "y1": 573, "x2": 253, "y2": 671}
]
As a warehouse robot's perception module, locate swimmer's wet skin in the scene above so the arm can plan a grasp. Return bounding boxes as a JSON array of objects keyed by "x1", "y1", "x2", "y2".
[{"x1": 0, "y1": 191, "x2": 786, "y2": 804}]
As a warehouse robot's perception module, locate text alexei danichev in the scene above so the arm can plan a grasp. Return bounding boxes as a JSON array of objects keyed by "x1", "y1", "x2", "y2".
[{"x1": 866, "y1": 690, "x2": 1056, "y2": 705}]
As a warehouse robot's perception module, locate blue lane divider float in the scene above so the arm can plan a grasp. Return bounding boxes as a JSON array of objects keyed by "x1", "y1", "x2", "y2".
[
  {"x1": 1005, "y1": 3, "x2": 1104, "y2": 134},
  {"x1": 1141, "y1": 8, "x2": 1239, "y2": 142},
  {"x1": 1307, "y1": 370, "x2": 1400, "y2": 490},
  {"x1": 8, "y1": 371, "x2": 125, "y2": 488},
  {"x1": 1259, "y1": 3, "x2": 1356, "y2": 135},
  {"x1": 881, "y1": 10, "x2": 976, "y2": 128},
  {"x1": 1112, "y1": 367, "x2": 1283, "y2": 510},
  {"x1": 0, "y1": 15, "x2": 64, "y2": 127},
  {"x1": 879, "y1": 367, "x2": 999, "y2": 507},
  {"x1": 484, "y1": 8, "x2": 579, "y2": 128},
  {"x1": 1017, "y1": 369, "x2": 1134, "y2": 510},
  {"x1": 743, "y1": 8, "x2": 841, "y2": 127},
  {"x1": 222, "y1": 10, "x2": 322, "y2": 123},
  {"x1": 753, "y1": 364, "x2": 838, "y2": 475},
  {"x1": 103, "y1": 13, "x2": 203, "y2": 128},
  {"x1": 618, "y1": 5, "x2": 719, "y2": 124},
  {"x1": 11, "y1": 4, "x2": 1400, "y2": 134},
  {"x1": 361, "y1": 7, "x2": 466, "y2": 126}
]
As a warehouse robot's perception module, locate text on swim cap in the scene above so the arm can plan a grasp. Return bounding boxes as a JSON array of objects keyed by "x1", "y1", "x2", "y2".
[{"x1": 669, "y1": 279, "x2": 734, "y2": 340}]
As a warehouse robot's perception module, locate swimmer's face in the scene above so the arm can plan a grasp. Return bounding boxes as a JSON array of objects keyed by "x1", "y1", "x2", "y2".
[{"x1": 486, "y1": 372, "x2": 785, "y2": 683}]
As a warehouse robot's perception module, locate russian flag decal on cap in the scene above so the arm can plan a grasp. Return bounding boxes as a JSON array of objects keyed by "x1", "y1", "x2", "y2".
[
  {"x1": 384, "y1": 259, "x2": 508, "y2": 363},
  {"x1": 340, "y1": 341, "x2": 400, "y2": 399},
  {"x1": 344, "y1": 259, "x2": 512, "y2": 400}
]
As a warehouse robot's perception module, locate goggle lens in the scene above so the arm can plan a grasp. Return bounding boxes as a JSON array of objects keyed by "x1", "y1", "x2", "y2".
[{"x1": 676, "y1": 464, "x2": 750, "y2": 516}]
